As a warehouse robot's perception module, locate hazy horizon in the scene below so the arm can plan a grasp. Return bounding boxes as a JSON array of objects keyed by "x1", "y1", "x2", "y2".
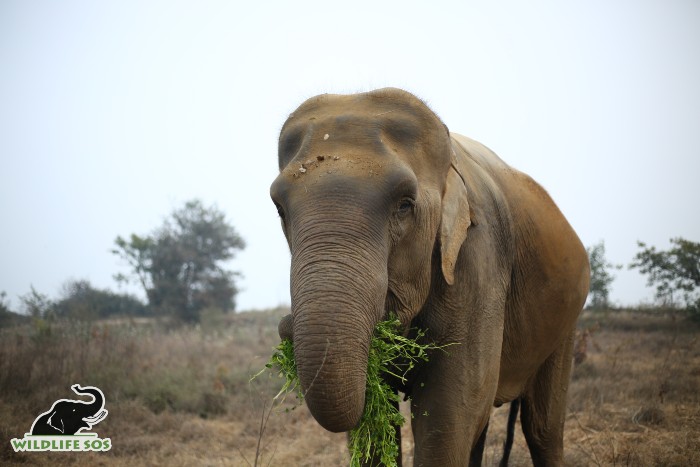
[{"x1": 2, "y1": 1, "x2": 699, "y2": 312}]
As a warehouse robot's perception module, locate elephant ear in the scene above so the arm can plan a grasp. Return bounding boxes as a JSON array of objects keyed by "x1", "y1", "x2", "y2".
[
  {"x1": 440, "y1": 162, "x2": 471, "y2": 286},
  {"x1": 47, "y1": 411, "x2": 64, "y2": 433}
]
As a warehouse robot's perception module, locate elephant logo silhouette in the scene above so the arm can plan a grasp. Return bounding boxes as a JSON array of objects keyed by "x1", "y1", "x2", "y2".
[
  {"x1": 30, "y1": 384, "x2": 108, "y2": 435},
  {"x1": 11, "y1": 384, "x2": 111, "y2": 452}
]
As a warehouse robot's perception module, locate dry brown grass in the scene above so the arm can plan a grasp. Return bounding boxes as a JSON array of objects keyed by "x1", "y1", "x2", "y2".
[{"x1": 1, "y1": 308, "x2": 698, "y2": 466}]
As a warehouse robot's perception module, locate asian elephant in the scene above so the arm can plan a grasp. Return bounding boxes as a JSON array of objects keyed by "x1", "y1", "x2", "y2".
[
  {"x1": 270, "y1": 88, "x2": 589, "y2": 466},
  {"x1": 30, "y1": 384, "x2": 107, "y2": 435}
]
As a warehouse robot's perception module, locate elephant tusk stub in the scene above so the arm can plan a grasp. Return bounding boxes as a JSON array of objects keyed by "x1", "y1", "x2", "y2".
[{"x1": 83, "y1": 410, "x2": 107, "y2": 425}]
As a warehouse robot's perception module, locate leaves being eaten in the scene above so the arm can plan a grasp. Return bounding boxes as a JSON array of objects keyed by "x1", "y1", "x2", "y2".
[
  {"x1": 258, "y1": 316, "x2": 448, "y2": 467},
  {"x1": 254, "y1": 338, "x2": 303, "y2": 405}
]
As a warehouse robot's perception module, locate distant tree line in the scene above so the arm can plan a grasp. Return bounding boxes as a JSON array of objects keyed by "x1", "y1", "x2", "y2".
[
  {"x1": 13, "y1": 282, "x2": 146, "y2": 321},
  {"x1": 2, "y1": 202, "x2": 697, "y2": 325},
  {"x1": 1, "y1": 199, "x2": 245, "y2": 326},
  {"x1": 588, "y1": 237, "x2": 700, "y2": 321}
]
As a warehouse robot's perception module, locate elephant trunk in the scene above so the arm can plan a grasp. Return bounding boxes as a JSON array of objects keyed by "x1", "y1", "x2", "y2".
[
  {"x1": 290, "y1": 225, "x2": 388, "y2": 433},
  {"x1": 72, "y1": 385, "x2": 104, "y2": 415}
]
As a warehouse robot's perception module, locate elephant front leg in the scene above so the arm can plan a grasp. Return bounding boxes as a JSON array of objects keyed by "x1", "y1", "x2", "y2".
[
  {"x1": 409, "y1": 349, "x2": 499, "y2": 467},
  {"x1": 469, "y1": 422, "x2": 489, "y2": 467}
]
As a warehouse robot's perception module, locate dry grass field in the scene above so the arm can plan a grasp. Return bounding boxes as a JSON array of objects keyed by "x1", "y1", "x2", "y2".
[{"x1": 1, "y1": 308, "x2": 698, "y2": 466}]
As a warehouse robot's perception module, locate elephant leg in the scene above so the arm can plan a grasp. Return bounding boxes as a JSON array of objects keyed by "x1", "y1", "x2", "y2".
[
  {"x1": 469, "y1": 420, "x2": 489, "y2": 467},
  {"x1": 499, "y1": 398, "x2": 521, "y2": 467},
  {"x1": 410, "y1": 351, "x2": 497, "y2": 466},
  {"x1": 520, "y1": 331, "x2": 575, "y2": 467}
]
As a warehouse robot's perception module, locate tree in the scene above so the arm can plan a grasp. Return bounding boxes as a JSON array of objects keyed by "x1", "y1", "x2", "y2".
[
  {"x1": 0, "y1": 292, "x2": 10, "y2": 315},
  {"x1": 0, "y1": 291, "x2": 28, "y2": 328},
  {"x1": 586, "y1": 240, "x2": 621, "y2": 310},
  {"x1": 112, "y1": 200, "x2": 245, "y2": 322},
  {"x1": 19, "y1": 286, "x2": 55, "y2": 320},
  {"x1": 630, "y1": 237, "x2": 700, "y2": 318}
]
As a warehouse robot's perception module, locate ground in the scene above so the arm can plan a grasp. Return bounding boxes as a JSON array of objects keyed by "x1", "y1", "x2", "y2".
[{"x1": 1, "y1": 308, "x2": 698, "y2": 466}]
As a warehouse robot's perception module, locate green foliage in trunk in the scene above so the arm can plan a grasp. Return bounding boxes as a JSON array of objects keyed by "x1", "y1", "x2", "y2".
[{"x1": 260, "y1": 317, "x2": 448, "y2": 467}]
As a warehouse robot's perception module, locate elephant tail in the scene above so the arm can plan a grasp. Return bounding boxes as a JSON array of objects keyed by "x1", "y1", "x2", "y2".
[{"x1": 499, "y1": 398, "x2": 520, "y2": 467}]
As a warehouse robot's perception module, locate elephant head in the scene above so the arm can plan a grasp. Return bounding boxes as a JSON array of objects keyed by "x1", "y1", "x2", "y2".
[
  {"x1": 270, "y1": 88, "x2": 470, "y2": 432},
  {"x1": 31, "y1": 384, "x2": 108, "y2": 435}
]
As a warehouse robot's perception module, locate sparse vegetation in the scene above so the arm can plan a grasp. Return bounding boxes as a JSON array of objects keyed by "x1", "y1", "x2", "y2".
[{"x1": 1, "y1": 308, "x2": 698, "y2": 466}]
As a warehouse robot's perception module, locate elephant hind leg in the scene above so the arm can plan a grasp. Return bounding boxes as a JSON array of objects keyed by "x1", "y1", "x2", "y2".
[
  {"x1": 520, "y1": 332, "x2": 575, "y2": 467},
  {"x1": 469, "y1": 420, "x2": 489, "y2": 467},
  {"x1": 499, "y1": 398, "x2": 520, "y2": 467}
]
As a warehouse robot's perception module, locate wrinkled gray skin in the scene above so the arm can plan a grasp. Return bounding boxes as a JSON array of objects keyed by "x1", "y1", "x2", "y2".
[
  {"x1": 271, "y1": 88, "x2": 590, "y2": 466},
  {"x1": 31, "y1": 385, "x2": 107, "y2": 435}
]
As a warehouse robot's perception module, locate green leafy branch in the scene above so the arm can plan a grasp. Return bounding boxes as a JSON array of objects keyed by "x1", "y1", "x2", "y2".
[{"x1": 256, "y1": 316, "x2": 451, "y2": 467}]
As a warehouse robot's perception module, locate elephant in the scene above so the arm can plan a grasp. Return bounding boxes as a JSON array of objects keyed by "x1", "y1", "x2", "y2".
[
  {"x1": 30, "y1": 384, "x2": 108, "y2": 435},
  {"x1": 270, "y1": 88, "x2": 590, "y2": 466}
]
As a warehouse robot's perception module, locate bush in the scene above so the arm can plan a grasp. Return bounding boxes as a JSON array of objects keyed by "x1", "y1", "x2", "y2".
[
  {"x1": 54, "y1": 280, "x2": 148, "y2": 320},
  {"x1": 687, "y1": 298, "x2": 700, "y2": 323}
]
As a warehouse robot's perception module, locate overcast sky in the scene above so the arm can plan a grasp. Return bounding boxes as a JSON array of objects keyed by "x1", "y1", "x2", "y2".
[{"x1": 2, "y1": 0, "x2": 699, "y2": 311}]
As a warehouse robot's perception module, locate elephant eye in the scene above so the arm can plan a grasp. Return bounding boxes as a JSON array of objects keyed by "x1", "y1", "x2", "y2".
[{"x1": 397, "y1": 198, "x2": 415, "y2": 217}]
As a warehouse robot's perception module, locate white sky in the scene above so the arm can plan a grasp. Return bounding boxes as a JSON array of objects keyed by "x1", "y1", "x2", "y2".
[{"x1": 1, "y1": 0, "x2": 699, "y2": 311}]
